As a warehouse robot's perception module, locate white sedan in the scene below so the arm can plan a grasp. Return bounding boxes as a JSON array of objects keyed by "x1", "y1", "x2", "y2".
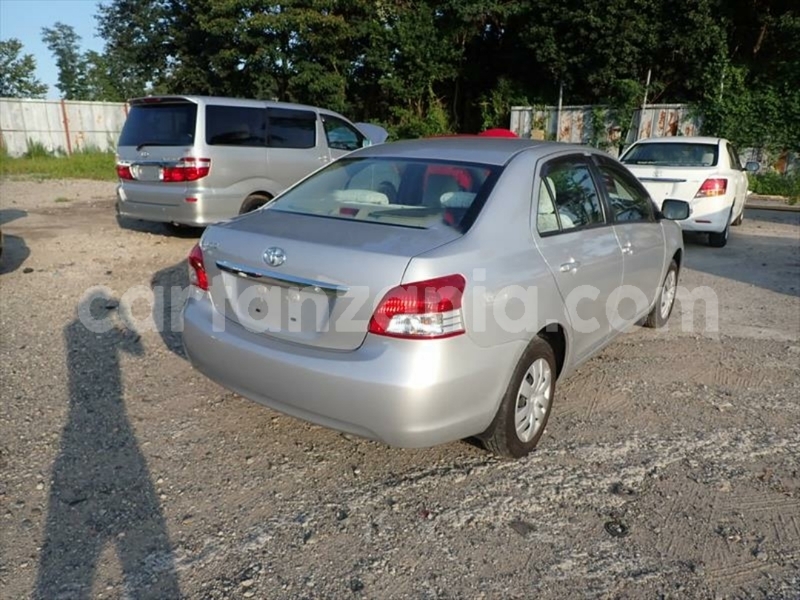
[{"x1": 620, "y1": 136, "x2": 756, "y2": 247}]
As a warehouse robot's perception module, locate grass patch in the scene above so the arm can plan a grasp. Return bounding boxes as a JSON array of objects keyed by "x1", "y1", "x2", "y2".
[
  {"x1": 54, "y1": 197, "x2": 71, "y2": 203},
  {"x1": 749, "y1": 172, "x2": 800, "y2": 204},
  {"x1": 0, "y1": 147, "x2": 116, "y2": 181}
]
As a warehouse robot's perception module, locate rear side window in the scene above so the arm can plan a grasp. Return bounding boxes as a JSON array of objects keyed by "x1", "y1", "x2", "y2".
[
  {"x1": 537, "y1": 159, "x2": 605, "y2": 234},
  {"x1": 267, "y1": 108, "x2": 316, "y2": 149},
  {"x1": 727, "y1": 145, "x2": 742, "y2": 169},
  {"x1": 119, "y1": 103, "x2": 197, "y2": 147},
  {"x1": 621, "y1": 143, "x2": 719, "y2": 167},
  {"x1": 206, "y1": 106, "x2": 267, "y2": 146}
]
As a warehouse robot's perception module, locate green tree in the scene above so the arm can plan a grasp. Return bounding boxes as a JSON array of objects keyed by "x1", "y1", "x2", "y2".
[
  {"x1": 0, "y1": 38, "x2": 48, "y2": 98},
  {"x1": 95, "y1": 0, "x2": 171, "y2": 99},
  {"x1": 41, "y1": 22, "x2": 89, "y2": 99}
]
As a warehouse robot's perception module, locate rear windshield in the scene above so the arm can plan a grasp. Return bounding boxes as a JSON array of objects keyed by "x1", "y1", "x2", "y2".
[
  {"x1": 118, "y1": 102, "x2": 197, "y2": 148},
  {"x1": 268, "y1": 157, "x2": 501, "y2": 230},
  {"x1": 621, "y1": 142, "x2": 719, "y2": 167}
]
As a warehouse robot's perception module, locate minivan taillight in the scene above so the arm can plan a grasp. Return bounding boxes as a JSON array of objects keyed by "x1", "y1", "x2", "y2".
[
  {"x1": 116, "y1": 164, "x2": 133, "y2": 180},
  {"x1": 162, "y1": 158, "x2": 211, "y2": 182},
  {"x1": 695, "y1": 178, "x2": 727, "y2": 197},
  {"x1": 368, "y1": 274, "x2": 466, "y2": 339},
  {"x1": 188, "y1": 243, "x2": 209, "y2": 291}
]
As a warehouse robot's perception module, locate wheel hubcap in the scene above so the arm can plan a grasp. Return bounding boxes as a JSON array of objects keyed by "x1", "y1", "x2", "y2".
[
  {"x1": 514, "y1": 358, "x2": 553, "y2": 443},
  {"x1": 660, "y1": 270, "x2": 677, "y2": 319}
]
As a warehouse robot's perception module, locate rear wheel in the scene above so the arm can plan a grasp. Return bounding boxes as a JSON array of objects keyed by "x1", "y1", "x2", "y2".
[
  {"x1": 708, "y1": 208, "x2": 732, "y2": 247},
  {"x1": 644, "y1": 260, "x2": 678, "y2": 328},
  {"x1": 482, "y1": 337, "x2": 556, "y2": 458},
  {"x1": 240, "y1": 193, "x2": 272, "y2": 214}
]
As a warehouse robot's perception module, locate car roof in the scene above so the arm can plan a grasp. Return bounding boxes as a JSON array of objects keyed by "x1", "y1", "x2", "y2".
[
  {"x1": 352, "y1": 137, "x2": 588, "y2": 166},
  {"x1": 128, "y1": 95, "x2": 328, "y2": 114},
  {"x1": 631, "y1": 136, "x2": 722, "y2": 145}
]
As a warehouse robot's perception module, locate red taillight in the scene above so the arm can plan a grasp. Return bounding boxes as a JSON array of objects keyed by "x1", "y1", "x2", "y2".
[
  {"x1": 188, "y1": 243, "x2": 209, "y2": 291},
  {"x1": 162, "y1": 158, "x2": 211, "y2": 182},
  {"x1": 695, "y1": 178, "x2": 727, "y2": 197},
  {"x1": 368, "y1": 274, "x2": 466, "y2": 339},
  {"x1": 116, "y1": 164, "x2": 133, "y2": 180}
]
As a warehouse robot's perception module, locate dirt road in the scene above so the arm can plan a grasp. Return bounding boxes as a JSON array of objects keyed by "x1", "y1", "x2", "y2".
[{"x1": 1, "y1": 179, "x2": 798, "y2": 599}]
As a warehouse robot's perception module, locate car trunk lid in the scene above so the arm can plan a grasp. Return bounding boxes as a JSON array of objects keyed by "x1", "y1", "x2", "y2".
[
  {"x1": 200, "y1": 209, "x2": 462, "y2": 351},
  {"x1": 623, "y1": 165, "x2": 717, "y2": 208}
]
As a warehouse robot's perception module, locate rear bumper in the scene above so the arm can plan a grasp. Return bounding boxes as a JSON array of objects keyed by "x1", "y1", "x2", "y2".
[
  {"x1": 116, "y1": 184, "x2": 238, "y2": 226},
  {"x1": 673, "y1": 195, "x2": 734, "y2": 233},
  {"x1": 182, "y1": 294, "x2": 519, "y2": 447}
]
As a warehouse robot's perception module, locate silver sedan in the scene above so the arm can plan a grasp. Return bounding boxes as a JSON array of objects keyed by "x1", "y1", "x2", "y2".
[{"x1": 182, "y1": 138, "x2": 688, "y2": 458}]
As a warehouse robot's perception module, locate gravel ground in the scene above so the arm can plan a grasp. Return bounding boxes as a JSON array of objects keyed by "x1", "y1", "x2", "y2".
[{"x1": 1, "y1": 179, "x2": 799, "y2": 600}]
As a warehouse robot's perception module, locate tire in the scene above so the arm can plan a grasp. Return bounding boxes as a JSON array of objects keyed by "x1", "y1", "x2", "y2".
[
  {"x1": 240, "y1": 193, "x2": 272, "y2": 214},
  {"x1": 708, "y1": 208, "x2": 732, "y2": 247},
  {"x1": 732, "y1": 207, "x2": 744, "y2": 226},
  {"x1": 481, "y1": 337, "x2": 557, "y2": 459},
  {"x1": 644, "y1": 260, "x2": 678, "y2": 329}
]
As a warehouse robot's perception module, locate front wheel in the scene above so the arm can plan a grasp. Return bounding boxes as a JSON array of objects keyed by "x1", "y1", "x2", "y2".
[
  {"x1": 644, "y1": 260, "x2": 678, "y2": 328},
  {"x1": 481, "y1": 337, "x2": 556, "y2": 458}
]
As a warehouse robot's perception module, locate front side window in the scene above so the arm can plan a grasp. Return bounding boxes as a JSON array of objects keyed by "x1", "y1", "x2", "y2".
[
  {"x1": 537, "y1": 159, "x2": 605, "y2": 234},
  {"x1": 597, "y1": 164, "x2": 654, "y2": 222},
  {"x1": 206, "y1": 106, "x2": 267, "y2": 147},
  {"x1": 268, "y1": 157, "x2": 500, "y2": 231},
  {"x1": 119, "y1": 102, "x2": 197, "y2": 147},
  {"x1": 267, "y1": 108, "x2": 316, "y2": 149},
  {"x1": 322, "y1": 115, "x2": 365, "y2": 151},
  {"x1": 621, "y1": 142, "x2": 719, "y2": 167}
]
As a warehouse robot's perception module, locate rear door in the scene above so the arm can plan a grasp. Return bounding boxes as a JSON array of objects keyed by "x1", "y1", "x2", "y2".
[
  {"x1": 533, "y1": 155, "x2": 624, "y2": 362},
  {"x1": 725, "y1": 141, "x2": 747, "y2": 216},
  {"x1": 594, "y1": 157, "x2": 665, "y2": 319},
  {"x1": 266, "y1": 107, "x2": 326, "y2": 191},
  {"x1": 204, "y1": 103, "x2": 269, "y2": 197},
  {"x1": 117, "y1": 99, "x2": 198, "y2": 206}
]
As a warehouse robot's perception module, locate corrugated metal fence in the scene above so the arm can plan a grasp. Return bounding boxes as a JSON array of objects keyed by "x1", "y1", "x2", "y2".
[
  {"x1": 510, "y1": 104, "x2": 701, "y2": 153},
  {"x1": 0, "y1": 98, "x2": 128, "y2": 156},
  {"x1": 509, "y1": 103, "x2": 796, "y2": 173}
]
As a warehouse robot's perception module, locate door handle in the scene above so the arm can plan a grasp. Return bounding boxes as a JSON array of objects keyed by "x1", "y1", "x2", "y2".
[
  {"x1": 559, "y1": 259, "x2": 581, "y2": 273},
  {"x1": 621, "y1": 242, "x2": 633, "y2": 255}
]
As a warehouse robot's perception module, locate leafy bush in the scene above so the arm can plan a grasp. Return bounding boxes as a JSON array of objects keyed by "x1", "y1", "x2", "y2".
[{"x1": 749, "y1": 172, "x2": 800, "y2": 203}]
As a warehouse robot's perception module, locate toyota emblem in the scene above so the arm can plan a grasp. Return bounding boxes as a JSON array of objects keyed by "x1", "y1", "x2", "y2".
[{"x1": 263, "y1": 247, "x2": 286, "y2": 267}]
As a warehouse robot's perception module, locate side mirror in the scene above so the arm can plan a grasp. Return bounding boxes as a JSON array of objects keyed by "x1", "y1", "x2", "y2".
[
  {"x1": 744, "y1": 161, "x2": 759, "y2": 173},
  {"x1": 661, "y1": 199, "x2": 691, "y2": 221}
]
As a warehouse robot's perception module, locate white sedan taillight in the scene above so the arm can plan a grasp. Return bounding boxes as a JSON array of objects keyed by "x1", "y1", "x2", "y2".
[{"x1": 368, "y1": 274, "x2": 466, "y2": 339}]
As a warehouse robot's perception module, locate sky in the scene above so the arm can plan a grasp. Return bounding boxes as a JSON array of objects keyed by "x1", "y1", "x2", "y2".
[{"x1": 0, "y1": 0, "x2": 106, "y2": 98}]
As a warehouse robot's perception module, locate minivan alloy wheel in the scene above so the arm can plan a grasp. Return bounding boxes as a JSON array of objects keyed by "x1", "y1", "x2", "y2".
[{"x1": 515, "y1": 358, "x2": 553, "y2": 443}]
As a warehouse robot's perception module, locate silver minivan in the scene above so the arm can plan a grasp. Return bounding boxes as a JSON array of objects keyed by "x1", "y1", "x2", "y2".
[{"x1": 115, "y1": 95, "x2": 372, "y2": 226}]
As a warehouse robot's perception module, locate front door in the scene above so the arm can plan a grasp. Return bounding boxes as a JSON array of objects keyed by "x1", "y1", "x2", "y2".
[
  {"x1": 533, "y1": 155, "x2": 624, "y2": 363},
  {"x1": 595, "y1": 158, "x2": 665, "y2": 324}
]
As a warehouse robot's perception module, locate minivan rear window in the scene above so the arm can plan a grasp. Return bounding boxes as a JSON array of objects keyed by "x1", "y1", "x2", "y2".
[
  {"x1": 119, "y1": 102, "x2": 197, "y2": 148},
  {"x1": 268, "y1": 157, "x2": 500, "y2": 231}
]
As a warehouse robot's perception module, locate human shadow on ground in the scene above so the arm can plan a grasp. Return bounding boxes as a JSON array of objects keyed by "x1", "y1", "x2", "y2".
[{"x1": 35, "y1": 291, "x2": 181, "y2": 599}]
